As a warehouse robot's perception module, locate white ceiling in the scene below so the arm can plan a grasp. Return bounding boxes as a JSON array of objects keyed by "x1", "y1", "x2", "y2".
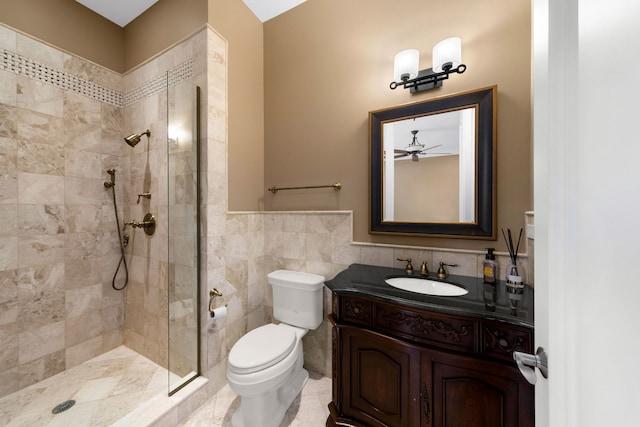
[
  {"x1": 75, "y1": 0, "x2": 160, "y2": 27},
  {"x1": 242, "y1": 0, "x2": 307, "y2": 22},
  {"x1": 75, "y1": 0, "x2": 305, "y2": 27},
  {"x1": 386, "y1": 111, "x2": 463, "y2": 160}
]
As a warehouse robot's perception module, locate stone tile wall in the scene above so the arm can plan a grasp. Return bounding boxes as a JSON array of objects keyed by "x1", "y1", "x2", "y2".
[
  {"x1": 0, "y1": 24, "x2": 126, "y2": 398},
  {"x1": 223, "y1": 210, "x2": 531, "y2": 378},
  {"x1": 0, "y1": 23, "x2": 209, "y2": 399},
  {"x1": 116, "y1": 29, "x2": 207, "y2": 376}
]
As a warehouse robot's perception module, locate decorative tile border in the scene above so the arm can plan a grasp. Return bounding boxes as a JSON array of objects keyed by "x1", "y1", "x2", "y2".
[
  {"x1": 0, "y1": 48, "x2": 193, "y2": 107},
  {"x1": 122, "y1": 60, "x2": 193, "y2": 107},
  {"x1": 1, "y1": 48, "x2": 122, "y2": 105}
]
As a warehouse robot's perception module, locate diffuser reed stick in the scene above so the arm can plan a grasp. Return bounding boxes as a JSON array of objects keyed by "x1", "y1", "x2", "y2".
[{"x1": 502, "y1": 227, "x2": 523, "y2": 264}]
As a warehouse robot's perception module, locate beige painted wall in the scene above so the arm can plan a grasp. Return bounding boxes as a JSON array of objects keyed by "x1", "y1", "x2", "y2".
[
  {"x1": 263, "y1": 0, "x2": 531, "y2": 251},
  {"x1": 0, "y1": 0, "x2": 207, "y2": 73},
  {"x1": 0, "y1": 0, "x2": 124, "y2": 72},
  {"x1": 210, "y1": 0, "x2": 265, "y2": 211},
  {"x1": 394, "y1": 155, "x2": 459, "y2": 222},
  {"x1": 124, "y1": 0, "x2": 207, "y2": 71}
]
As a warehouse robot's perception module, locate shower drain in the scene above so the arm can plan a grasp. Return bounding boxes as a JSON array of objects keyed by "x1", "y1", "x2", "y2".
[{"x1": 52, "y1": 400, "x2": 76, "y2": 414}]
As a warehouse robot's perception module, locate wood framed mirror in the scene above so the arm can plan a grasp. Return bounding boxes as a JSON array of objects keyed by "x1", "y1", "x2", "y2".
[{"x1": 369, "y1": 86, "x2": 496, "y2": 239}]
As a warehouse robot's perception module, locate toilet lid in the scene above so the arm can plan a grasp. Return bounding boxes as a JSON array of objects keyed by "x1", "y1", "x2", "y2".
[{"x1": 228, "y1": 324, "x2": 296, "y2": 374}]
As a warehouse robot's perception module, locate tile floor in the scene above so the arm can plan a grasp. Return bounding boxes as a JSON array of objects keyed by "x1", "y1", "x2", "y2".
[
  {"x1": 0, "y1": 346, "x2": 170, "y2": 427},
  {"x1": 0, "y1": 344, "x2": 332, "y2": 427},
  {"x1": 178, "y1": 372, "x2": 332, "y2": 427}
]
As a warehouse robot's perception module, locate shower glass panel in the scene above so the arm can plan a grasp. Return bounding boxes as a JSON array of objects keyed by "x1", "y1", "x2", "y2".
[{"x1": 167, "y1": 80, "x2": 200, "y2": 395}]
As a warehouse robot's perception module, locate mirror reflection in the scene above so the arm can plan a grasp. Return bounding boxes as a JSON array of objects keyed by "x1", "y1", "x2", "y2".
[{"x1": 383, "y1": 107, "x2": 476, "y2": 223}]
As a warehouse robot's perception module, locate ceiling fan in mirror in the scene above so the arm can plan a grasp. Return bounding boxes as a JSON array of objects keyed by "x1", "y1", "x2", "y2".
[{"x1": 394, "y1": 130, "x2": 448, "y2": 162}]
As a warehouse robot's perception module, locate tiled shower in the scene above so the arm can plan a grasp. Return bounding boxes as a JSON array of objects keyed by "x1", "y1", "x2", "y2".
[{"x1": 0, "y1": 23, "x2": 212, "y2": 406}]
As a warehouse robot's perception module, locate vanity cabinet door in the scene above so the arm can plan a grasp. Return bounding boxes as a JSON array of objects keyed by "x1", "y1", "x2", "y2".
[
  {"x1": 340, "y1": 325, "x2": 422, "y2": 427},
  {"x1": 428, "y1": 349, "x2": 534, "y2": 427}
]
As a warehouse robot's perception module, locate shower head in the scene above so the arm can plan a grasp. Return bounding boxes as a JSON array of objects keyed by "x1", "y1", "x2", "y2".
[{"x1": 123, "y1": 130, "x2": 151, "y2": 147}]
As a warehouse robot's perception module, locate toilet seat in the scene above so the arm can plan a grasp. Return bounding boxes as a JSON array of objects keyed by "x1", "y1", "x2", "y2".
[{"x1": 228, "y1": 324, "x2": 296, "y2": 374}]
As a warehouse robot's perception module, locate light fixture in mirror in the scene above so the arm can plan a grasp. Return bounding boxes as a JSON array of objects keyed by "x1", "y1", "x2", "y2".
[
  {"x1": 370, "y1": 86, "x2": 497, "y2": 239},
  {"x1": 168, "y1": 125, "x2": 179, "y2": 148}
]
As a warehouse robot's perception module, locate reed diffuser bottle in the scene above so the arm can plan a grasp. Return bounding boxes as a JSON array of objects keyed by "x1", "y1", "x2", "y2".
[{"x1": 502, "y1": 228, "x2": 525, "y2": 289}]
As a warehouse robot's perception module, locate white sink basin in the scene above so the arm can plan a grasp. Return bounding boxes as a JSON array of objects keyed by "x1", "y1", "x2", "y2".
[{"x1": 385, "y1": 277, "x2": 468, "y2": 296}]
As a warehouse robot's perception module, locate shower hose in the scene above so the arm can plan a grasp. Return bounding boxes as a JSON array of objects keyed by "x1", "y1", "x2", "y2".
[{"x1": 108, "y1": 182, "x2": 129, "y2": 291}]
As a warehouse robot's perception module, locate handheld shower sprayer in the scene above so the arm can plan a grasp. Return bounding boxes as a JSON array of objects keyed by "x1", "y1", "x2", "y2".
[
  {"x1": 104, "y1": 167, "x2": 129, "y2": 291},
  {"x1": 104, "y1": 168, "x2": 116, "y2": 188},
  {"x1": 124, "y1": 130, "x2": 151, "y2": 147}
]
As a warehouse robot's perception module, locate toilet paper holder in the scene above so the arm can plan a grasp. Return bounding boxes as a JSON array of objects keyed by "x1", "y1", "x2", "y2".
[{"x1": 209, "y1": 288, "x2": 227, "y2": 318}]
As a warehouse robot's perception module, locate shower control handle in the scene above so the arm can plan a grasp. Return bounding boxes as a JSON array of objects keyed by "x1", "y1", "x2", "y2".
[
  {"x1": 124, "y1": 213, "x2": 156, "y2": 236},
  {"x1": 137, "y1": 193, "x2": 151, "y2": 204}
]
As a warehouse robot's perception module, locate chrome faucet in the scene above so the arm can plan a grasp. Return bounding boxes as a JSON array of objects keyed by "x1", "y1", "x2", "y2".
[{"x1": 437, "y1": 262, "x2": 458, "y2": 279}]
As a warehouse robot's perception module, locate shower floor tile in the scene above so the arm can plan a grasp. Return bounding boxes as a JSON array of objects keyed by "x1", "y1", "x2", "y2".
[{"x1": 0, "y1": 346, "x2": 171, "y2": 427}]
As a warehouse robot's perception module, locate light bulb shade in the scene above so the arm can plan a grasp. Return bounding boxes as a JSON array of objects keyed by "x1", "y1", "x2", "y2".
[
  {"x1": 393, "y1": 49, "x2": 419, "y2": 81},
  {"x1": 432, "y1": 37, "x2": 462, "y2": 73}
]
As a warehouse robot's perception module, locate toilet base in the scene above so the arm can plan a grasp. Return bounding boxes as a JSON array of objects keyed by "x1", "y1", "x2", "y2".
[{"x1": 231, "y1": 367, "x2": 309, "y2": 427}]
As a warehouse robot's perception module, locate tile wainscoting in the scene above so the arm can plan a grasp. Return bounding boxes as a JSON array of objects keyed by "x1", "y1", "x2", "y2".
[{"x1": 224, "y1": 210, "x2": 531, "y2": 378}]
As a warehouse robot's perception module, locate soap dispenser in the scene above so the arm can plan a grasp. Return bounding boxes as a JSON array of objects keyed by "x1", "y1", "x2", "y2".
[{"x1": 483, "y1": 248, "x2": 498, "y2": 284}]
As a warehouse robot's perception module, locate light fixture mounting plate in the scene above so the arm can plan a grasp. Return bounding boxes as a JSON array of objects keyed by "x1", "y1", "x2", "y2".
[{"x1": 410, "y1": 68, "x2": 443, "y2": 93}]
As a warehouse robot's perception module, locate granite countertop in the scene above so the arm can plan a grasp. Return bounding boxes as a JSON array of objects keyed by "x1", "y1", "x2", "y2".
[{"x1": 325, "y1": 263, "x2": 534, "y2": 329}]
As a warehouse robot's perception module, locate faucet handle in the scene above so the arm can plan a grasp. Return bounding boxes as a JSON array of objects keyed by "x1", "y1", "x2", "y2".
[
  {"x1": 397, "y1": 258, "x2": 414, "y2": 275},
  {"x1": 437, "y1": 262, "x2": 458, "y2": 279}
]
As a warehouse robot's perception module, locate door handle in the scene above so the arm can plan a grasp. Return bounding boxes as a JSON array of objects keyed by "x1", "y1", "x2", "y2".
[{"x1": 513, "y1": 347, "x2": 548, "y2": 385}]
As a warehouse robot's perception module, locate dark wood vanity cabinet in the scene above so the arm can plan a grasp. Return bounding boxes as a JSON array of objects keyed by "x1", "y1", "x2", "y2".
[
  {"x1": 327, "y1": 294, "x2": 534, "y2": 427},
  {"x1": 338, "y1": 326, "x2": 422, "y2": 426}
]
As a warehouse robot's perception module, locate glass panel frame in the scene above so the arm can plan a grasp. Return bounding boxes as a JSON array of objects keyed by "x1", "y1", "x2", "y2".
[{"x1": 167, "y1": 80, "x2": 200, "y2": 395}]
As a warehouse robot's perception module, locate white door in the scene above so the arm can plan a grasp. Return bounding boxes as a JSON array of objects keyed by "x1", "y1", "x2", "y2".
[{"x1": 533, "y1": 0, "x2": 640, "y2": 426}]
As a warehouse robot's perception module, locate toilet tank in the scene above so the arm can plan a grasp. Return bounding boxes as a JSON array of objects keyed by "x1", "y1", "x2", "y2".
[{"x1": 268, "y1": 270, "x2": 325, "y2": 330}]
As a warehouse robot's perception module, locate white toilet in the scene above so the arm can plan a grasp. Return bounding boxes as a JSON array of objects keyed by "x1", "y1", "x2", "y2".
[{"x1": 226, "y1": 270, "x2": 325, "y2": 427}]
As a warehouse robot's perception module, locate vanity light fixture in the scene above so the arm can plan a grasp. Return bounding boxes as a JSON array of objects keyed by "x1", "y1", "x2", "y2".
[{"x1": 389, "y1": 37, "x2": 467, "y2": 93}]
